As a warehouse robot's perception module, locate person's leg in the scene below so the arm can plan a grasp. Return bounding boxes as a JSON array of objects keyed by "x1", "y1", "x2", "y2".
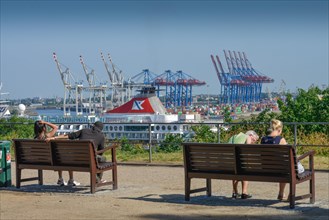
[
  {"x1": 58, "y1": 170, "x2": 63, "y2": 179},
  {"x1": 96, "y1": 155, "x2": 107, "y2": 183},
  {"x1": 68, "y1": 171, "x2": 73, "y2": 180},
  {"x1": 232, "y1": 180, "x2": 239, "y2": 198},
  {"x1": 241, "y1": 181, "x2": 252, "y2": 199},
  {"x1": 232, "y1": 180, "x2": 238, "y2": 194},
  {"x1": 68, "y1": 171, "x2": 80, "y2": 186},
  {"x1": 278, "y1": 182, "x2": 286, "y2": 200},
  {"x1": 57, "y1": 171, "x2": 65, "y2": 186}
]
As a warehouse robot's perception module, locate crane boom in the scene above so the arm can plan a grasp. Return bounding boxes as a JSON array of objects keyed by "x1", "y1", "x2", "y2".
[
  {"x1": 215, "y1": 55, "x2": 229, "y2": 83},
  {"x1": 79, "y1": 55, "x2": 94, "y2": 86},
  {"x1": 211, "y1": 55, "x2": 222, "y2": 84},
  {"x1": 223, "y1": 50, "x2": 233, "y2": 74},
  {"x1": 101, "y1": 52, "x2": 114, "y2": 83},
  {"x1": 108, "y1": 53, "x2": 121, "y2": 83}
]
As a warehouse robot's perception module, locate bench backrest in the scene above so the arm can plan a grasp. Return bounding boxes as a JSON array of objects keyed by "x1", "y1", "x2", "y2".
[
  {"x1": 13, "y1": 139, "x2": 52, "y2": 165},
  {"x1": 50, "y1": 140, "x2": 96, "y2": 167},
  {"x1": 183, "y1": 143, "x2": 296, "y2": 179},
  {"x1": 13, "y1": 139, "x2": 97, "y2": 168}
]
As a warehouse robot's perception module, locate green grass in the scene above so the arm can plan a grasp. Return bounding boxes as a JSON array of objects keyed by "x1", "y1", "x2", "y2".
[
  {"x1": 115, "y1": 150, "x2": 183, "y2": 164},
  {"x1": 110, "y1": 149, "x2": 329, "y2": 170}
]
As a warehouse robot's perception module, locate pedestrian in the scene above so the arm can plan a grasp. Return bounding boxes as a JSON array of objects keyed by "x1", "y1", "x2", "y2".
[
  {"x1": 228, "y1": 130, "x2": 259, "y2": 199},
  {"x1": 34, "y1": 120, "x2": 78, "y2": 186},
  {"x1": 47, "y1": 121, "x2": 107, "y2": 184},
  {"x1": 260, "y1": 119, "x2": 288, "y2": 200}
]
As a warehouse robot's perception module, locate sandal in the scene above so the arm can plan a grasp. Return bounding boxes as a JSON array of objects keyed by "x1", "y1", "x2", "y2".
[
  {"x1": 241, "y1": 193, "x2": 252, "y2": 199},
  {"x1": 232, "y1": 193, "x2": 241, "y2": 199},
  {"x1": 277, "y1": 194, "x2": 287, "y2": 201}
]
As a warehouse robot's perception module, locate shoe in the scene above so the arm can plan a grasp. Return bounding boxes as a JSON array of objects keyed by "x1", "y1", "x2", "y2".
[
  {"x1": 57, "y1": 178, "x2": 66, "y2": 187},
  {"x1": 67, "y1": 179, "x2": 80, "y2": 186},
  {"x1": 278, "y1": 194, "x2": 290, "y2": 201},
  {"x1": 97, "y1": 179, "x2": 107, "y2": 184},
  {"x1": 232, "y1": 193, "x2": 240, "y2": 199},
  {"x1": 241, "y1": 193, "x2": 252, "y2": 199}
]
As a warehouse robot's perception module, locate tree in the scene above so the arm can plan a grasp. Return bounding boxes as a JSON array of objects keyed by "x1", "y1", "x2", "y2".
[
  {"x1": 191, "y1": 125, "x2": 217, "y2": 143},
  {"x1": 278, "y1": 86, "x2": 329, "y2": 134},
  {"x1": 0, "y1": 116, "x2": 34, "y2": 140}
]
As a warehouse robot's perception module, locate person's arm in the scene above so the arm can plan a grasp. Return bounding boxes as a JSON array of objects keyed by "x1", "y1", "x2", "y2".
[
  {"x1": 279, "y1": 137, "x2": 287, "y2": 145},
  {"x1": 245, "y1": 135, "x2": 252, "y2": 144},
  {"x1": 41, "y1": 120, "x2": 58, "y2": 138},
  {"x1": 45, "y1": 134, "x2": 69, "y2": 142}
]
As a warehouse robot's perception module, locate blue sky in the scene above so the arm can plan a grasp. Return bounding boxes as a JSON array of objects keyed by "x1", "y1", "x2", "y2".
[{"x1": 1, "y1": 0, "x2": 328, "y2": 99}]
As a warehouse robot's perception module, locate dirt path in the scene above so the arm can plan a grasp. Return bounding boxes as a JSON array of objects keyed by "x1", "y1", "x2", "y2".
[{"x1": 1, "y1": 163, "x2": 328, "y2": 220}]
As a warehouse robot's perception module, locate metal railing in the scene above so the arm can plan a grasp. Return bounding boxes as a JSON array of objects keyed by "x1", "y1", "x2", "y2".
[{"x1": 1, "y1": 121, "x2": 328, "y2": 163}]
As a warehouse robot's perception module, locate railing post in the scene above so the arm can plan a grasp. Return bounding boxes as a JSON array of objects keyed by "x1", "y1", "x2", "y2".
[
  {"x1": 217, "y1": 124, "x2": 221, "y2": 143},
  {"x1": 294, "y1": 123, "x2": 297, "y2": 147},
  {"x1": 148, "y1": 123, "x2": 152, "y2": 163}
]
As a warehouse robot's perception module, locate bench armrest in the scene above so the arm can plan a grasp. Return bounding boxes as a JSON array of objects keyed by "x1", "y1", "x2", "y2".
[
  {"x1": 297, "y1": 150, "x2": 315, "y2": 172},
  {"x1": 97, "y1": 144, "x2": 118, "y2": 154},
  {"x1": 297, "y1": 150, "x2": 315, "y2": 161}
]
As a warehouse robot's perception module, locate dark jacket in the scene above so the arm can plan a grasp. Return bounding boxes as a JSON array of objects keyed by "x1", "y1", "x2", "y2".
[{"x1": 68, "y1": 127, "x2": 105, "y2": 151}]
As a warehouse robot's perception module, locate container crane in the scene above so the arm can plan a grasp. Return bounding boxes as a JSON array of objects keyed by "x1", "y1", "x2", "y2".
[
  {"x1": 80, "y1": 55, "x2": 107, "y2": 114},
  {"x1": 53, "y1": 52, "x2": 83, "y2": 116}
]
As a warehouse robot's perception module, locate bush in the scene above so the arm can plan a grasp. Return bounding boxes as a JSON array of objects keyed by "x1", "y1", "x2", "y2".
[
  {"x1": 191, "y1": 125, "x2": 217, "y2": 143},
  {"x1": 158, "y1": 134, "x2": 183, "y2": 153},
  {"x1": 117, "y1": 137, "x2": 145, "y2": 154}
]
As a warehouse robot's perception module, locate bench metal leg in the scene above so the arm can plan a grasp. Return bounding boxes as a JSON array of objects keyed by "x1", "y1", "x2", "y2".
[
  {"x1": 310, "y1": 175, "x2": 315, "y2": 204},
  {"x1": 90, "y1": 173, "x2": 96, "y2": 194},
  {"x1": 185, "y1": 178, "x2": 191, "y2": 201},
  {"x1": 206, "y1": 179, "x2": 212, "y2": 197},
  {"x1": 289, "y1": 183, "x2": 296, "y2": 209},
  {"x1": 38, "y1": 170, "x2": 43, "y2": 185},
  {"x1": 16, "y1": 168, "x2": 21, "y2": 188},
  {"x1": 113, "y1": 166, "x2": 118, "y2": 190}
]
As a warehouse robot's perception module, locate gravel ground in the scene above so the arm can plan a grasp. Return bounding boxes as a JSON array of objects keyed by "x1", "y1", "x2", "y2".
[{"x1": 0, "y1": 162, "x2": 328, "y2": 220}]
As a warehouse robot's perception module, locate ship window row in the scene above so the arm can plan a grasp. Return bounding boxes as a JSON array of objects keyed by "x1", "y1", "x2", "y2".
[
  {"x1": 105, "y1": 125, "x2": 179, "y2": 132},
  {"x1": 155, "y1": 125, "x2": 178, "y2": 131},
  {"x1": 106, "y1": 133, "x2": 166, "y2": 140}
]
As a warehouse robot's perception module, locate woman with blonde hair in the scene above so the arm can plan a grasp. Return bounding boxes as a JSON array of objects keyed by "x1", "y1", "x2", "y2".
[{"x1": 261, "y1": 119, "x2": 288, "y2": 200}]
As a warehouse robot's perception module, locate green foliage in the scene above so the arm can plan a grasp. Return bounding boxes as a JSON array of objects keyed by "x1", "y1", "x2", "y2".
[
  {"x1": 117, "y1": 137, "x2": 145, "y2": 154},
  {"x1": 191, "y1": 125, "x2": 217, "y2": 143},
  {"x1": 158, "y1": 134, "x2": 183, "y2": 153},
  {"x1": 0, "y1": 116, "x2": 34, "y2": 140},
  {"x1": 278, "y1": 86, "x2": 329, "y2": 134},
  {"x1": 223, "y1": 106, "x2": 232, "y2": 123}
]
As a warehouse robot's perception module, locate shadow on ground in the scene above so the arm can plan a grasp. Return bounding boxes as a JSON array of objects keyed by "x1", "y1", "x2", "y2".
[
  {"x1": 0, "y1": 184, "x2": 111, "y2": 195},
  {"x1": 120, "y1": 193, "x2": 329, "y2": 219}
]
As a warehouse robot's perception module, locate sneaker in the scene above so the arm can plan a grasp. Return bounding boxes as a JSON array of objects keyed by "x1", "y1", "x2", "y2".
[
  {"x1": 57, "y1": 178, "x2": 66, "y2": 187},
  {"x1": 67, "y1": 179, "x2": 80, "y2": 186},
  {"x1": 96, "y1": 179, "x2": 107, "y2": 184},
  {"x1": 241, "y1": 193, "x2": 252, "y2": 199}
]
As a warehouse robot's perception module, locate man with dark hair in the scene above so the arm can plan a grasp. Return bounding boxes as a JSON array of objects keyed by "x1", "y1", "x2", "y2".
[{"x1": 48, "y1": 121, "x2": 107, "y2": 183}]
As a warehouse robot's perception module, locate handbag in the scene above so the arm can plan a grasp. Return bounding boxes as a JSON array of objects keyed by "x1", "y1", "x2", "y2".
[{"x1": 297, "y1": 161, "x2": 305, "y2": 174}]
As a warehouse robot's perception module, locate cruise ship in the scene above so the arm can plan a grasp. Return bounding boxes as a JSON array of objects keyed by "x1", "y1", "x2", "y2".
[{"x1": 56, "y1": 87, "x2": 202, "y2": 141}]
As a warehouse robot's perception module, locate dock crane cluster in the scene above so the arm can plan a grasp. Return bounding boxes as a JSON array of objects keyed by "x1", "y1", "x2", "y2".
[
  {"x1": 53, "y1": 52, "x2": 206, "y2": 114},
  {"x1": 211, "y1": 50, "x2": 274, "y2": 104},
  {"x1": 128, "y1": 69, "x2": 206, "y2": 108}
]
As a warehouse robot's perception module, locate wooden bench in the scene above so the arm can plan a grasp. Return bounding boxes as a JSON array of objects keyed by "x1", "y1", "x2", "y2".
[
  {"x1": 183, "y1": 143, "x2": 315, "y2": 209},
  {"x1": 12, "y1": 139, "x2": 118, "y2": 193}
]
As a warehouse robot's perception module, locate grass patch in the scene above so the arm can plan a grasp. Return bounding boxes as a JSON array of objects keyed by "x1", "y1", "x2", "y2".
[
  {"x1": 116, "y1": 150, "x2": 183, "y2": 164},
  {"x1": 110, "y1": 149, "x2": 329, "y2": 170}
]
